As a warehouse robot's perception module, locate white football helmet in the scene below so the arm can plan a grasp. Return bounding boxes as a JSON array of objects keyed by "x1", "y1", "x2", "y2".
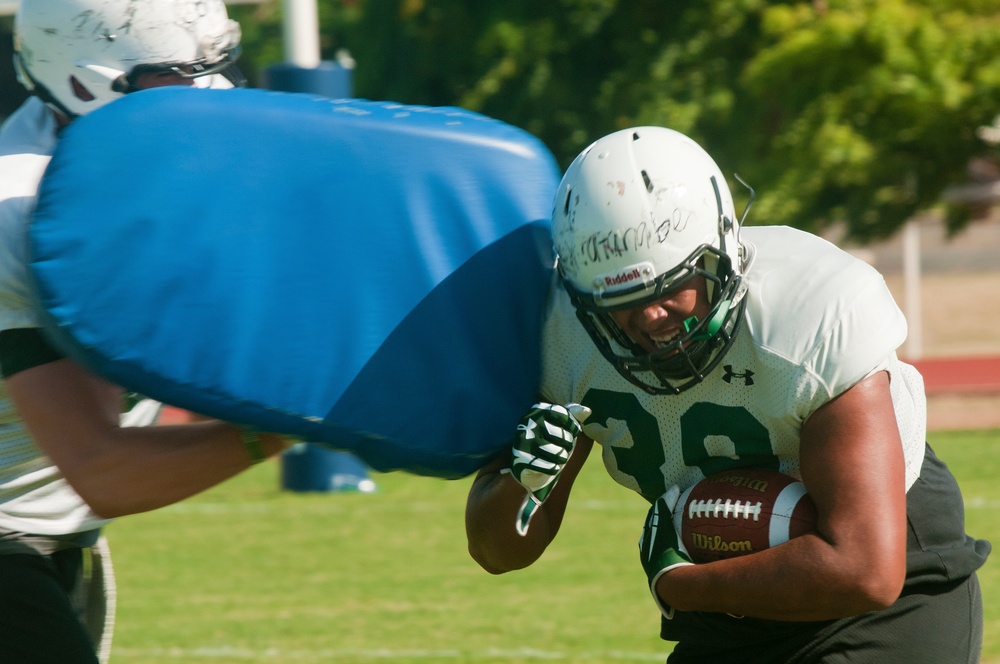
[
  {"x1": 551, "y1": 126, "x2": 752, "y2": 394},
  {"x1": 13, "y1": 0, "x2": 244, "y2": 119}
]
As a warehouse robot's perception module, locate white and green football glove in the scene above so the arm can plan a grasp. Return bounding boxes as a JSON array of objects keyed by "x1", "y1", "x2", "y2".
[
  {"x1": 638, "y1": 485, "x2": 694, "y2": 619},
  {"x1": 503, "y1": 402, "x2": 591, "y2": 536}
]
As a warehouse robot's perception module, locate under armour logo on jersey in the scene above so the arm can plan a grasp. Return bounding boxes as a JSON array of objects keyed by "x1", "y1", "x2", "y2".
[{"x1": 722, "y1": 365, "x2": 755, "y2": 386}]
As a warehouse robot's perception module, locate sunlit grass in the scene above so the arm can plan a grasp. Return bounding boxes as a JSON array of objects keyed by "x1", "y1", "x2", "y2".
[{"x1": 105, "y1": 430, "x2": 997, "y2": 663}]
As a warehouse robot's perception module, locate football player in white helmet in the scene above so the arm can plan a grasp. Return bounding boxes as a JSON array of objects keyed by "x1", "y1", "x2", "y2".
[
  {"x1": 0, "y1": 3, "x2": 289, "y2": 663},
  {"x1": 550, "y1": 126, "x2": 749, "y2": 396},
  {"x1": 13, "y1": 0, "x2": 244, "y2": 122},
  {"x1": 466, "y1": 127, "x2": 989, "y2": 662}
]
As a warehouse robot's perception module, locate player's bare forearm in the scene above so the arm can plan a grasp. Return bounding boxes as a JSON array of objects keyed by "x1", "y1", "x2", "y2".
[
  {"x1": 655, "y1": 532, "x2": 896, "y2": 621},
  {"x1": 70, "y1": 422, "x2": 289, "y2": 518},
  {"x1": 466, "y1": 437, "x2": 593, "y2": 573},
  {"x1": 655, "y1": 372, "x2": 907, "y2": 621},
  {"x1": 7, "y1": 357, "x2": 290, "y2": 518}
]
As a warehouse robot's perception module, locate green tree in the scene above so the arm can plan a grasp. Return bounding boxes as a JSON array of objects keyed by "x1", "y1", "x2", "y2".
[
  {"x1": 736, "y1": 1, "x2": 1000, "y2": 239},
  {"x1": 236, "y1": 0, "x2": 1000, "y2": 240}
]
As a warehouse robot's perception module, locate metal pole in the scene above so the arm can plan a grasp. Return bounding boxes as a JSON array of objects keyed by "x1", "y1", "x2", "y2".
[
  {"x1": 282, "y1": 0, "x2": 321, "y2": 67},
  {"x1": 267, "y1": 0, "x2": 371, "y2": 493},
  {"x1": 902, "y1": 220, "x2": 922, "y2": 359}
]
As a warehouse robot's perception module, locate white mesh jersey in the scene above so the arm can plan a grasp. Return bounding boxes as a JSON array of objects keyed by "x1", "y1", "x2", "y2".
[
  {"x1": 541, "y1": 225, "x2": 927, "y2": 503},
  {"x1": 0, "y1": 98, "x2": 112, "y2": 535}
]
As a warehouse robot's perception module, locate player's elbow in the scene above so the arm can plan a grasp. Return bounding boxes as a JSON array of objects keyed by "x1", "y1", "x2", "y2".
[
  {"x1": 840, "y1": 581, "x2": 901, "y2": 615},
  {"x1": 468, "y1": 546, "x2": 513, "y2": 575},
  {"x1": 86, "y1": 501, "x2": 126, "y2": 520},
  {"x1": 842, "y1": 557, "x2": 906, "y2": 614},
  {"x1": 62, "y1": 464, "x2": 138, "y2": 519},
  {"x1": 74, "y1": 481, "x2": 129, "y2": 519},
  {"x1": 857, "y1": 569, "x2": 905, "y2": 611},
  {"x1": 467, "y1": 540, "x2": 536, "y2": 575}
]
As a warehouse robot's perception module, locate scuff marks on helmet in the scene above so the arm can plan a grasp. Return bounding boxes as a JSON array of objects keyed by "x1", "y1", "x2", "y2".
[
  {"x1": 69, "y1": 10, "x2": 96, "y2": 38},
  {"x1": 119, "y1": 0, "x2": 140, "y2": 34},
  {"x1": 62, "y1": 7, "x2": 126, "y2": 47}
]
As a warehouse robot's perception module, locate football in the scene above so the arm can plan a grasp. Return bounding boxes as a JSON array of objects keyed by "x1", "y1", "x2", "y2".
[{"x1": 673, "y1": 468, "x2": 818, "y2": 564}]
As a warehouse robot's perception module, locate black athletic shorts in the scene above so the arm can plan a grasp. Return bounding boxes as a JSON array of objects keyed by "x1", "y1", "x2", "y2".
[{"x1": 0, "y1": 548, "x2": 100, "y2": 664}]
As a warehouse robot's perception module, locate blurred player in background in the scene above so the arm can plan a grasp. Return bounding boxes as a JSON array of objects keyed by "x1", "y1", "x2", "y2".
[
  {"x1": 0, "y1": 2, "x2": 291, "y2": 662},
  {"x1": 465, "y1": 127, "x2": 990, "y2": 662}
]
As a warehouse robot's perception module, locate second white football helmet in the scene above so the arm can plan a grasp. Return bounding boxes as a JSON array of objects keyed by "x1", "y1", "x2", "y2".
[{"x1": 14, "y1": 0, "x2": 244, "y2": 119}]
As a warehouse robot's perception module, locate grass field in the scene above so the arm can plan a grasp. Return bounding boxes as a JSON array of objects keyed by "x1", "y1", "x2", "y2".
[{"x1": 105, "y1": 429, "x2": 999, "y2": 663}]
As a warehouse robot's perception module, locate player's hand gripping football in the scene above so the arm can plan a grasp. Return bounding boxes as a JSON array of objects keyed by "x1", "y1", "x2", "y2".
[
  {"x1": 638, "y1": 485, "x2": 694, "y2": 618},
  {"x1": 503, "y1": 402, "x2": 591, "y2": 536}
]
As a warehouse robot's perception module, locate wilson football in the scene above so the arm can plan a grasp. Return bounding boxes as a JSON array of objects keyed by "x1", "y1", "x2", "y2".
[{"x1": 673, "y1": 468, "x2": 817, "y2": 564}]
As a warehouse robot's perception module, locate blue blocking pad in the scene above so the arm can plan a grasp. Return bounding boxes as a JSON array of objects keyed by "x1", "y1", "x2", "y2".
[{"x1": 30, "y1": 87, "x2": 559, "y2": 478}]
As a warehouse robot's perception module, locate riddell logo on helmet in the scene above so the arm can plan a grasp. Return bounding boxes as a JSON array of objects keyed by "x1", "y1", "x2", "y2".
[
  {"x1": 604, "y1": 268, "x2": 642, "y2": 287},
  {"x1": 595, "y1": 262, "x2": 654, "y2": 294}
]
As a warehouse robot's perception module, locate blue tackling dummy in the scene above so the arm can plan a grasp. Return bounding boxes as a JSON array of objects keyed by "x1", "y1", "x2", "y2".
[{"x1": 30, "y1": 87, "x2": 559, "y2": 478}]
